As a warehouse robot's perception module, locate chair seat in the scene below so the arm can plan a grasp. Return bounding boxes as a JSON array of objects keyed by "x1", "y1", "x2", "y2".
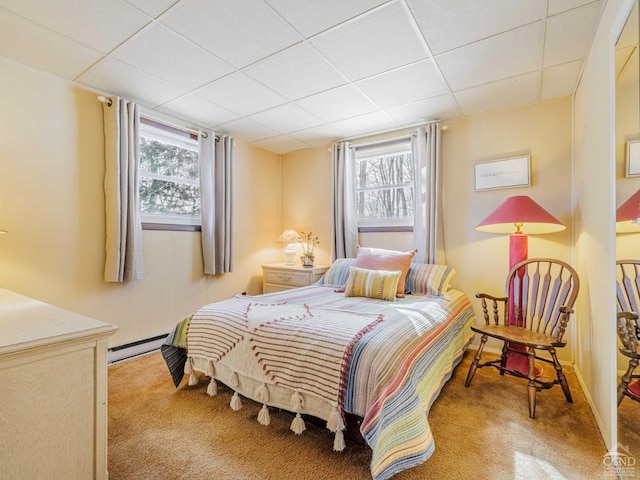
[{"x1": 471, "y1": 324, "x2": 565, "y2": 349}]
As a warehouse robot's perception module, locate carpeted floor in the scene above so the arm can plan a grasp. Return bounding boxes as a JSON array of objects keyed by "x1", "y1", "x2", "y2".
[
  {"x1": 618, "y1": 393, "x2": 640, "y2": 479},
  {"x1": 108, "y1": 351, "x2": 610, "y2": 480}
]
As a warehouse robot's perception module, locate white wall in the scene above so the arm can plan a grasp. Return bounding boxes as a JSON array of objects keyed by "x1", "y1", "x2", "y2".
[{"x1": 0, "y1": 58, "x2": 282, "y2": 347}]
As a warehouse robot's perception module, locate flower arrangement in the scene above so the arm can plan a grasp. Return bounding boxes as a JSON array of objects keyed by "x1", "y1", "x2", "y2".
[{"x1": 299, "y1": 231, "x2": 319, "y2": 258}]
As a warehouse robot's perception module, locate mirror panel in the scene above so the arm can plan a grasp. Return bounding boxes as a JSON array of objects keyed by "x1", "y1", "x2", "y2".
[{"x1": 615, "y1": 0, "x2": 640, "y2": 470}]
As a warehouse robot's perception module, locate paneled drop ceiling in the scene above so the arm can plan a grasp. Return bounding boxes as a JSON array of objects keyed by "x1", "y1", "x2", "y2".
[{"x1": 0, "y1": 0, "x2": 605, "y2": 154}]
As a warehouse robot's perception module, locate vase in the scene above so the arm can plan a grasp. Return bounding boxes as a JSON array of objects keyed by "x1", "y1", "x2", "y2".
[{"x1": 300, "y1": 255, "x2": 315, "y2": 267}]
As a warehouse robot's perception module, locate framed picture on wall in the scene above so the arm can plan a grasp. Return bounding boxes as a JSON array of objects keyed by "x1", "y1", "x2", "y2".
[
  {"x1": 474, "y1": 155, "x2": 531, "y2": 191},
  {"x1": 626, "y1": 140, "x2": 640, "y2": 177}
]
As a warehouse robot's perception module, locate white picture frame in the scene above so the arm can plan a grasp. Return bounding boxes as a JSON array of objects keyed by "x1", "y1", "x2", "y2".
[
  {"x1": 474, "y1": 155, "x2": 531, "y2": 191},
  {"x1": 626, "y1": 140, "x2": 640, "y2": 177}
]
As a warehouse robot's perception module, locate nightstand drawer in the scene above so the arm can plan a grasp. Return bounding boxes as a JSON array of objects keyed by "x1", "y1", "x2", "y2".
[{"x1": 264, "y1": 271, "x2": 309, "y2": 287}]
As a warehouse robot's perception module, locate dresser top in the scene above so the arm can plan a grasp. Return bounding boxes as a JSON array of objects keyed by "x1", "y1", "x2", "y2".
[{"x1": 0, "y1": 289, "x2": 118, "y2": 355}]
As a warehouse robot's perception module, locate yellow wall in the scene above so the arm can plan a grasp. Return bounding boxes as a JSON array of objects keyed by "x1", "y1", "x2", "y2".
[{"x1": 0, "y1": 58, "x2": 281, "y2": 347}]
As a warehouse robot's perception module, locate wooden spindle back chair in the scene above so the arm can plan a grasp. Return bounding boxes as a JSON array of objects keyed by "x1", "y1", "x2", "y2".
[{"x1": 465, "y1": 258, "x2": 579, "y2": 418}]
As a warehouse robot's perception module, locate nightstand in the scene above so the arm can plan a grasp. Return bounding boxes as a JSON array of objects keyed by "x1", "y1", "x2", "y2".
[{"x1": 262, "y1": 263, "x2": 329, "y2": 293}]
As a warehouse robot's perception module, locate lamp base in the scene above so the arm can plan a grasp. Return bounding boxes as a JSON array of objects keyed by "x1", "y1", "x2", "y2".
[{"x1": 284, "y1": 246, "x2": 296, "y2": 266}]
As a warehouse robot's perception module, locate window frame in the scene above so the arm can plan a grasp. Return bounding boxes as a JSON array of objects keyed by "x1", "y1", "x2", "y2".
[
  {"x1": 138, "y1": 116, "x2": 202, "y2": 231},
  {"x1": 353, "y1": 138, "x2": 415, "y2": 232}
]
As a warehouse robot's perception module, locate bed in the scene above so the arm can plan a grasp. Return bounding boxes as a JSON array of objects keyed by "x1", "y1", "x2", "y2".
[{"x1": 162, "y1": 256, "x2": 476, "y2": 480}]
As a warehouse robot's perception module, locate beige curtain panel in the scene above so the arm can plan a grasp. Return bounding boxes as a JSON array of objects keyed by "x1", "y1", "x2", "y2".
[
  {"x1": 331, "y1": 141, "x2": 358, "y2": 260},
  {"x1": 102, "y1": 97, "x2": 144, "y2": 282},
  {"x1": 199, "y1": 132, "x2": 234, "y2": 275},
  {"x1": 412, "y1": 123, "x2": 446, "y2": 264}
]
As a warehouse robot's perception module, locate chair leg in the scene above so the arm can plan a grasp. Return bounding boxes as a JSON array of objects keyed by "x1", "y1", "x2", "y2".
[
  {"x1": 550, "y1": 347, "x2": 572, "y2": 403},
  {"x1": 499, "y1": 341, "x2": 509, "y2": 375},
  {"x1": 619, "y1": 357, "x2": 639, "y2": 406},
  {"x1": 527, "y1": 347, "x2": 537, "y2": 419},
  {"x1": 465, "y1": 334, "x2": 488, "y2": 387}
]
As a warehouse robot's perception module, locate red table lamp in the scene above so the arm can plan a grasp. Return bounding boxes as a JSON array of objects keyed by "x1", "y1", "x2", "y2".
[
  {"x1": 616, "y1": 188, "x2": 640, "y2": 233},
  {"x1": 476, "y1": 195, "x2": 565, "y2": 375},
  {"x1": 476, "y1": 195, "x2": 565, "y2": 268}
]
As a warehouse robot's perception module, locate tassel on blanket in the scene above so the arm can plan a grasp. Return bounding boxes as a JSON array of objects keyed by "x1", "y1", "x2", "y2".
[
  {"x1": 326, "y1": 405, "x2": 345, "y2": 432},
  {"x1": 290, "y1": 391, "x2": 304, "y2": 413},
  {"x1": 205, "y1": 360, "x2": 215, "y2": 378},
  {"x1": 230, "y1": 371, "x2": 240, "y2": 388},
  {"x1": 257, "y1": 404, "x2": 270, "y2": 426},
  {"x1": 184, "y1": 357, "x2": 194, "y2": 375},
  {"x1": 206, "y1": 378, "x2": 218, "y2": 397},
  {"x1": 290, "y1": 413, "x2": 306, "y2": 435},
  {"x1": 333, "y1": 430, "x2": 346, "y2": 452},
  {"x1": 230, "y1": 392, "x2": 243, "y2": 411},
  {"x1": 188, "y1": 372, "x2": 199, "y2": 386},
  {"x1": 255, "y1": 384, "x2": 269, "y2": 403}
]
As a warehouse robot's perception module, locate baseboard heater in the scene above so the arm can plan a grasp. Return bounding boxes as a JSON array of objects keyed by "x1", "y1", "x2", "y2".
[{"x1": 108, "y1": 333, "x2": 169, "y2": 365}]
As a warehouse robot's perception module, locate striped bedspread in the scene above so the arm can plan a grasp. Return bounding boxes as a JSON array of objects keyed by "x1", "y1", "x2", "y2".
[{"x1": 163, "y1": 285, "x2": 475, "y2": 480}]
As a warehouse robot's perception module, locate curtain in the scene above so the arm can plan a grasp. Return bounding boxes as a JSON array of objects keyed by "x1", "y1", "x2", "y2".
[
  {"x1": 200, "y1": 132, "x2": 234, "y2": 274},
  {"x1": 102, "y1": 97, "x2": 144, "y2": 282},
  {"x1": 331, "y1": 141, "x2": 358, "y2": 260},
  {"x1": 412, "y1": 124, "x2": 446, "y2": 264}
]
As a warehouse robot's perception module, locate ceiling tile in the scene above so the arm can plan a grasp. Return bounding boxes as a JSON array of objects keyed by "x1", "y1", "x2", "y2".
[
  {"x1": 76, "y1": 57, "x2": 185, "y2": 108},
  {"x1": 547, "y1": 0, "x2": 600, "y2": 16},
  {"x1": 247, "y1": 103, "x2": 323, "y2": 133},
  {"x1": 407, "y1": 0, "x2": 542, "y2": 55},
  {"x1": 265, "y1": 0, "x2": 387, "y2": 37},
  {"x1": 543, "y1": 2, "x2": 602, "y2": 67},
  {"x1": 244, "y1": 43, "x2": 348, "y2": 100},
  {"x1": 0, "y1": 0, "x2": 151, "y2": 52},
  {"x1": 0, "y1": 9, "x2": 102, "y2": 80},
  {"x1": 289, "y1": 124, "x2": 345, "y2": 147},
  {"x1": 331, "y1": 111, "x2": 398, "y2": 138},
  {"x1": 296, "y1": 85, "x2": 379, "y2": 123},
  {"x1": 356, "y1": 59, "x2": 450, "y2": 109},
  {"x1": 113, "y1": 24, "x2": 233, "y2": 90},
  {"x1": 251, "y1": 135, "x2": 312, "y2": 155},
  {"x1": 385, "y1": 94, "x2": 461, "y2": 125},
  {"x1": 436, "y1": 22, "x2": 543, "y2": 92},
  {"x1": 616, "y1": 2, "x2": 638, "y2": 50},
  {"x1": 454, "y1": 72, "x2": 539, "y2": 116},
  {"x1": 161, "y1": 0, "x2": 302, "y2": 68},
  {"x1": 541, "y1": 60, "x2": 583, "y2": 99},
  {"x1": 310, "y1": 2, "x2": 429, "y2": 81},
  {"x1": 196, "y1": 72, "x2": 287, "y2": 116},
  {"x1": 125, "y1": 0, "x2": 179, "y2": 18},
  {"x1": 217, "y1": 117, "x2": 279, "y2": 143},
  {"x1": 156, "y1": 93, "x2": 239, "y2": 128}
]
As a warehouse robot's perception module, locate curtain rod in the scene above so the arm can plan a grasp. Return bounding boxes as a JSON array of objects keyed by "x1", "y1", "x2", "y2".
[
  {"x1": 97, "y1": 95, "x2": 214, "y2": 140},
  {"x1": 346, "y1": 122, "x2": 449, "y2": 150}
]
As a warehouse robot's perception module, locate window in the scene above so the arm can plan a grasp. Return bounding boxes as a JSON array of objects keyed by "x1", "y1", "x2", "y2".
[
  {"x1": 139, "y1": 117, "x2": 200, "y2": 229},
  {"x1": 354, "y1": 139, "x2": 414, "y2": 230}
]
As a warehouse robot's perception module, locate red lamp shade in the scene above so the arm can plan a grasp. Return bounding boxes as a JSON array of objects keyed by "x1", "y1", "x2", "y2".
[
  {"x1": 616, "y1": 189, "x2": 640, "y2": 233},
  {"x1": 476, "y1": 195, "x2": 566, "y2": 235}
]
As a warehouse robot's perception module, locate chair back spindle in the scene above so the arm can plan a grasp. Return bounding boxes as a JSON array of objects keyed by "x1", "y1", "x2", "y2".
[{"x1": 503, "y1": 259, "x2": 579, "y2": 343}]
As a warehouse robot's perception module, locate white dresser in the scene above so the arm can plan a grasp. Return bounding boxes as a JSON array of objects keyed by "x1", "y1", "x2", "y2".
[{"x1": 0, "y1": 289, "x2": 118, "y2": 480}]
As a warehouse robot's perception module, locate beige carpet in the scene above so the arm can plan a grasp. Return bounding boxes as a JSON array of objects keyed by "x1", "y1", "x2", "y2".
[
  {"x1": 108, "y1": 351, "x2": 609, "y2": 480},
  {"x1": 618, "y1": 392, "x2": 640, "y2": 479}
]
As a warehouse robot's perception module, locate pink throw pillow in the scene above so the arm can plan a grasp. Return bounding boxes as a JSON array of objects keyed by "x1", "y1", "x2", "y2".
[{"x1": 337, "y1": 247, "x2": 417, "y2": 298}]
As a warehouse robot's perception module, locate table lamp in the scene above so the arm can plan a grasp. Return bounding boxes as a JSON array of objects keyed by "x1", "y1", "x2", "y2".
[
  {"x1": 476, "y1": 195, "x2": 565, "y2": 374},
  {"x1": 278, "y1": 230, "x2": 301, "y2": 266},
  {"x1": 616, "y1": 188, "x2": 640, "y2": 233}
]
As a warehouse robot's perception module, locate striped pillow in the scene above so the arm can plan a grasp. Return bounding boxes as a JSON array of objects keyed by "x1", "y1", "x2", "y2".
[
  {"x1": 404, "y1": 263, "x2": 456, "y2": 296},
  {"x1": 322, "y1": 258, "x2": 356, "y2": 287},
  {"x1": 344, "y1": 266, "x2": 401, "y2": 301}
]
